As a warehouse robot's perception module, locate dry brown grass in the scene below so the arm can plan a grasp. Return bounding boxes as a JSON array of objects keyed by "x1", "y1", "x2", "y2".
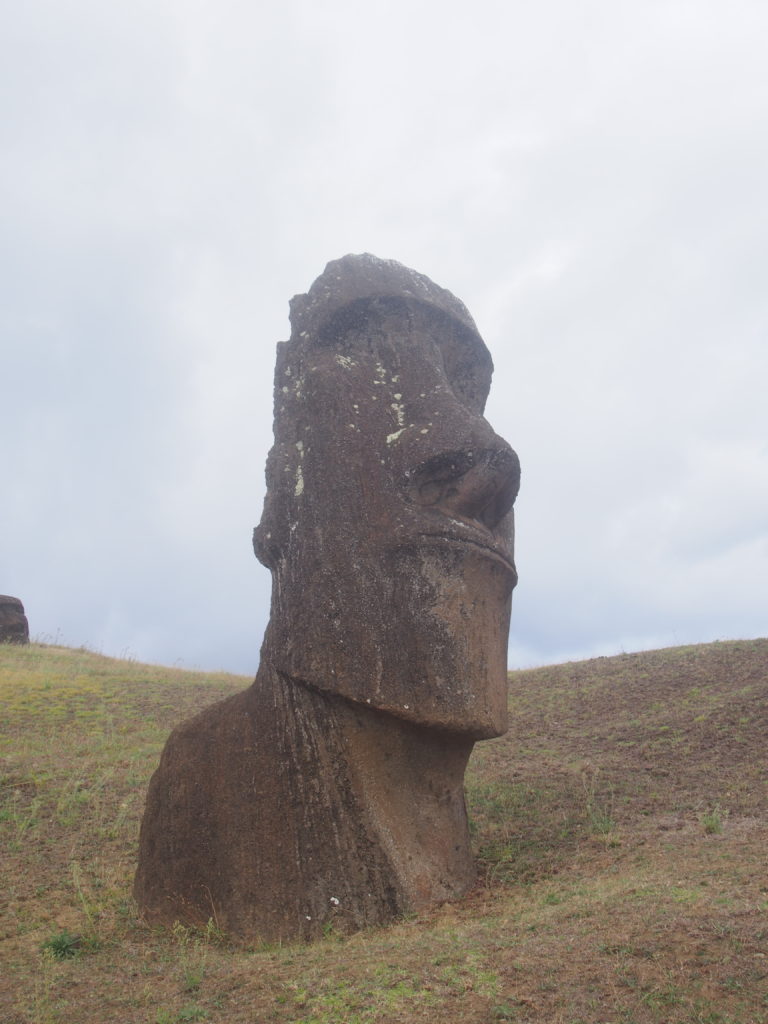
[{"x1": 1, "y1": 638, "x2": 766, "y2": 1023}]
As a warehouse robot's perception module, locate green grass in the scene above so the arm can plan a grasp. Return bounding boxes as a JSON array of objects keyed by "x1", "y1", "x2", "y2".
[{"x1": 2, "y1": 637, "x2": 767, "y2": 1023}]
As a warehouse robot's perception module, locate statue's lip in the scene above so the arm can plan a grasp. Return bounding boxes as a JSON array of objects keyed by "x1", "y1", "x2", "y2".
[{"x1": 420, "y1": 530, "x2": 517, "y2": 576}]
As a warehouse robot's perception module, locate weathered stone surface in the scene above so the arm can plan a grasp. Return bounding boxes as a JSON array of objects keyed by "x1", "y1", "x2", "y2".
[
  {"x1": 0, "y1": 596, "x2": 29, "y2": 644},
  {"x1": 134, "y1": 254, "x2": 520, "y2": 941}
]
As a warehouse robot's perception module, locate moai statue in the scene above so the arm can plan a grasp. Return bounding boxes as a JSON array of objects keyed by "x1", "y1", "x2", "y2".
[
  {"x1": 0, "y1": 596, "x2": 30, "y2": 644},
  {"x1": 134, "y1": 255, "x2": 520, "y2": 941}
]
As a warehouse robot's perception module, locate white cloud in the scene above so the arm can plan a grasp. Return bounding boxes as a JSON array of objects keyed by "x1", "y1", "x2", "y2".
[{"x1": 2, "y1": 0, "x2": 766, "y2": 671}]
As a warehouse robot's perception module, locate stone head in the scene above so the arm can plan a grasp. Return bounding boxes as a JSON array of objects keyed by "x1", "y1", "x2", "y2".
[{"x1": 253, "y1": 255, "x2": 519, "y2": 739}]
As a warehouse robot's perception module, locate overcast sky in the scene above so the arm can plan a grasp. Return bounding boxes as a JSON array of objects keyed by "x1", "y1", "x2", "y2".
[{"x1": 3, "y1": 0, "x2": 766, "y2": 674}]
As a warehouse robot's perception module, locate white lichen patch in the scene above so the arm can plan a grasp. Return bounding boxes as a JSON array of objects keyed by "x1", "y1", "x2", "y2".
[
  {"x1": 386, "y1": 428, "x2": 406, "y2": 445},
  {"x1": 294, "y1": 441, "x2": 305, "y2": 496},
  {"x1": 335, "y1": 354, "x2": 355, "y2": 370}
]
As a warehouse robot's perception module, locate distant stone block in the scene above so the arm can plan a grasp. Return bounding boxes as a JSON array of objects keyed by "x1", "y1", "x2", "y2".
[{"x1": 0, "y1": 595, "x2": 30, "y2": 644}]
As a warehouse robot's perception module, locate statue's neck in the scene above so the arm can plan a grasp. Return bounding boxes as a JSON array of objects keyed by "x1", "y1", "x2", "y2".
[{"x1": 257, "y1": 663, "x2": 477, "y2": 910}]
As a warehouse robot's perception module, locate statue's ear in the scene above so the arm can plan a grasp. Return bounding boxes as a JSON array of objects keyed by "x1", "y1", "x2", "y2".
[
  {"x1": 252, "y1": 521, "x2": 278, "y2": 570},
  {"x1": 252, "y1": 340, "x2": 295, "y2": 571}
]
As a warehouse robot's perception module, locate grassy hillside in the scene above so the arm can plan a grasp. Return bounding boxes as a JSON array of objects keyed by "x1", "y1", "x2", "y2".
[{"x1": 1, "y1": 638, "x2": 766, "y2": 1024}]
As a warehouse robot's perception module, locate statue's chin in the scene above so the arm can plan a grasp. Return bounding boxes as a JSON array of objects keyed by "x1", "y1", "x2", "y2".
[
  {"x1": 264, "y1": 543, "x2": 511, "y2": 739},
  {"x1": 268, "y1": 643, "x2": 509, "y2": 740}
]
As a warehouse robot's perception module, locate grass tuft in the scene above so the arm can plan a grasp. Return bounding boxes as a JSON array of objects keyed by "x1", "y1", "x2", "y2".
[{"x1": 40, "y1": 929, "x2": 83, "y2": 960}]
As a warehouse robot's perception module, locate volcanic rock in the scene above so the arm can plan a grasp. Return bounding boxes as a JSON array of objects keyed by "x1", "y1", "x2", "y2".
[{"x1": 0, "y1": 596, "x2": 29, "y2": 644}]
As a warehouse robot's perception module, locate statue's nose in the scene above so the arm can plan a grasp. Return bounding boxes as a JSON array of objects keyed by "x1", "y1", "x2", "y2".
[{"x1": 410, "y1": 443, "x2": 520, "y2": 530}]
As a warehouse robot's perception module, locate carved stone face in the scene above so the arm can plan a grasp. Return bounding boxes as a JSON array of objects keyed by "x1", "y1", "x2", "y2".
[{"x1": 254, "y1": 257, "x2": 519, "y2": 739}]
